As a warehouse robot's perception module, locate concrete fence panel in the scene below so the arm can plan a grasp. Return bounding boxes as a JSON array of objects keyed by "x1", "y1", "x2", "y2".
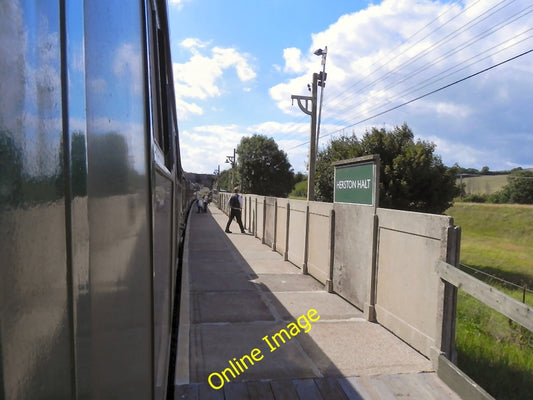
[
  {"x1": 287, "y1": 200, "x2": 308, "y2": 269},
  {"x1": 247, "y1": 195, "x2": 259, "y2": 236},
  {"x1": 274, "y1": 198, "x2": 289, "y2": 258},
  {"x1": 219, "y1": 192, "x2": 231, "y2": 215},
  {"x1": 306, "y1": 202, "x2": 333, "y2": 285},
  {"x1": 264, "y1": 197, "x2": 276, "y2": 247},
  {"x1": 255, "y1": 197, "x2": 265, "y2": 241},
  {"x1": 217, "y1": 195, "x2": 460, "y2": 367},
  {"x1": 375, "y1": 208, "x2": 454, "y2": 360},
  {"x1": 332, "y1": 203, "x2": 376, "y2": 313}
]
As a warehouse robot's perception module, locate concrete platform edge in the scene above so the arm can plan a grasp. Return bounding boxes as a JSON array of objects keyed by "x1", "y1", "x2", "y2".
[{"x1": 437, "y1": 354, "x2": 494, "y2": 400}]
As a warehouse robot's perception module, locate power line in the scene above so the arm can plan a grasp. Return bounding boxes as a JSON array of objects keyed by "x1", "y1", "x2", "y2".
[
  {"x1": 325, "y1": 0, "x2": 477, "y2": 108},
  {"x1": 352, "y1": 5, "x2": 533, "y2": 113},
  {"x1": 289, "y1": 47, "x2": 533, "y2": 150},
  {"x1": 326, "y1": 0, "x2": 510, "y2": 109},
  {"x1": 284, "y1": 1, "x2": 533, "y2": 158},
  {"x1": 337, "y1": 29, "x2": 533, "y2": 129}
]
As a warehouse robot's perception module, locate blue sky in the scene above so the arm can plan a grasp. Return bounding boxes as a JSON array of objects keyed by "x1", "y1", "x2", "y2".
[{"x1": 168, "y1": 0, "x2": 533, "y2": 174}]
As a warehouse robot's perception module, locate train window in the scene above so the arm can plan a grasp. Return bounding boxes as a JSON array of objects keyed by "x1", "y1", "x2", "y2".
[{"x1": 149, "y1": 0, "x2": 173, "y2": 170}]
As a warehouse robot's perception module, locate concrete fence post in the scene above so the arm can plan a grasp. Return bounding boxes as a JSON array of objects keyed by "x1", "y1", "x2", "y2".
[
  {"x1": 272, "y1": 199, "x2": 278, "y2": 252},
  {"x1": 326, "y1": 209, "x2": 335, "y2": 293},
  {"x1": 284, "y1": 202, "x2": 290, "y2": 261},
  {"x1": 302, "y1": 203, "x2": 309, "y2": 275},
  {"x1": 254, "y1": 197, "x2": 258, "y2": 238},
  {"x1": 244, "y1": 196, "x2": 248, "y2": 230},
  {"x1": 261, "y1": 197, "x2": 266, "y2": 244},
  {"x1": 365, "y1": 213, "x2": 379, "y2": 322}
]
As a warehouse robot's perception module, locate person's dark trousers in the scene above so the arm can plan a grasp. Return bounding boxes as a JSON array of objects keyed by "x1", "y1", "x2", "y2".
[{"x1": 225, "y1": 208, "x2": 245, "y2": 233}]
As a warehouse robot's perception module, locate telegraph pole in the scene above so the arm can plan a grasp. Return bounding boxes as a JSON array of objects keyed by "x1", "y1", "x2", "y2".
[
  {"x1": 291, "y1": 73, "x2": 318, "y2": 201},
  {"x1": 291, "y1": 48, "x2": 327, "y2": 201},
  {"x1": 226, "y1": 148, "x2": 236, "y2": 190},
  {"x1": 314, "y1": 47, "x2": 327, "y2": 151}
]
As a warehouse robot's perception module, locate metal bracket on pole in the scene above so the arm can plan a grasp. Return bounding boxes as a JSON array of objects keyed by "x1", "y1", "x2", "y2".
[
  {"x1": 291, "y1": 95, "x2": 313, "y2": 116},
  {"x1": 291, "y1": 73, "x2": 318, "y2": 201}
]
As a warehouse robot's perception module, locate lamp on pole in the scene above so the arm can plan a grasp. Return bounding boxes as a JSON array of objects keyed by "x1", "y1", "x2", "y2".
[
  {"x1": 290, "y1": 47, "x2": 327, "y2": 201},
  {"x1": 314, "y1": 47, "x2": 327, "y2": 151},
  {"x1": 213, "y1": 165, "x2": 220, "y2": 191},
  {"x1": 225, "y1": 148, "x2": 236, "y2": 190}
]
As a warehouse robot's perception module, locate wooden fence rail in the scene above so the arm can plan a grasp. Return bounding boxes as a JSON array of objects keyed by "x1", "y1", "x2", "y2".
[{"x1": 435, "y1": 260, "x2": 533, "y2": 332}]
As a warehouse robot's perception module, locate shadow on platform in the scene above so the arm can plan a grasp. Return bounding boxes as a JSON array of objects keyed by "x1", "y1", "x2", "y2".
[{"x1": 174, "y1": 206, "x2": 460, "y2": 400}]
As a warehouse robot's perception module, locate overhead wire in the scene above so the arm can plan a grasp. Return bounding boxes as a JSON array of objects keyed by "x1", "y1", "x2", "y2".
[
  {"x1": 325, "y1": 0, "x2": 518, "y2": 111},
  {"x1": 325, "y1": 0, "x2": 489, "y2": 109},
  {"x1": 335, "y1": 26, "x2": 533, "y2": 131},
  {"x1": 350, "y1": 4, "x2": 533, "y2": 113},
  {"x1": 325, "y1": 0, "x2": 472, "y2": 108},
  {"x1": 287, "y1": 46, "x2": 533, "y2": 150},
  {"x1": 284, "y1": 0, "x2": 533, "y2": 156},
  {"x1": 283, "y1": 0, "x2": 470, "y2": 154},
  {"x1": 284, "y1": 0, "x2": 482, "y2": 155},
  {"x1": 318, "y1": 47, "x2": 533, "y2": 144}
]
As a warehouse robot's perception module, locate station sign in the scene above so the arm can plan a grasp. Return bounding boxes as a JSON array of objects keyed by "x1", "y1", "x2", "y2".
[{"x1": 333, "y1": 155, "x2": 380, "y2": 206}]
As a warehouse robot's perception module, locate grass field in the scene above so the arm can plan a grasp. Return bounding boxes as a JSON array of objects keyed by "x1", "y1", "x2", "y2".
[
  {"x1": 446, "y1": 203, "x2": 533, "y2": 399},
  {"x1": 447, "y1": 203, "x2": 533, "y2": 287},
  {"x1": 458, "y1": 175, "x2": 508, "y2": 196}
]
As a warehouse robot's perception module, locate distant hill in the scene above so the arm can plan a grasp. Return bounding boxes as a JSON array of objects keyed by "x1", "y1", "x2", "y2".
[
  {"x1": 458, "y1": 174, "x2": 508, "y2": 196},
  {"x1": 457, "y1": 168, "x2": 533, "y2": 196}
]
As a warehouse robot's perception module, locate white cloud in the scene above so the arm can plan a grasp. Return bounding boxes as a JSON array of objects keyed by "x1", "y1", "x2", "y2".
[
  {"x1": 173, "y1": 39, "x2": 256, "y2": 120},
  {"x1": 169, "y1": 0, "x2": 532, "y2": 174},
  {"x1": 411, "y1": 100, "x2": 473, "y2": 119},
  {"x1": 180, "y1": 124, "x2": 250, "y2": 173},
  {"x1": 168, "y1": 0, "x2": 192, "y2": 10},
  {"x1": 180, "y1": 38, "x2": 210, "y2": 51},
  {"x1": 283, "y1": 48, "x2": 305, "y2": 74},
  {"x1": 269, "y1": 0, "x2": 533, "y2": 170},
  {"x1": 176, "y1": 97, "x2": 203, "y2": 119}
]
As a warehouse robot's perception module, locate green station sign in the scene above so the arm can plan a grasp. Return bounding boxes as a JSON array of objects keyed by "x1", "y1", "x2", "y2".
[{"x1": 333, "y1": 155, "x2": 379, "y2": 206}]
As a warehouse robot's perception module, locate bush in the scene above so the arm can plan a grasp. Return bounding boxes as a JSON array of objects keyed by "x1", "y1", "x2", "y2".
[
  {"x1": 491, "y1": 170, "x2": 533, "y2": 204},
  {"x1": 289, "y1": 180, "x2": 307, "y2": 199},
  {"x1": 462, "y1": 194, "x2": 488, "y2": 203}
]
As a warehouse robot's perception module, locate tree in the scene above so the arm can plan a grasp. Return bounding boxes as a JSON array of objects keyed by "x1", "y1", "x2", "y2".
[
  {"x1": 217, "y1": 169, "x2": 233, "y2": 192},
  {"x1": 236, "y1": 134, "x2": 294, "y2": 197},
  {"x1": 315, "y1": 124, "x2": 459, "y2": 214},
  {"x1": 492, "y1": 170, "x2": 533, "y2": 204}
]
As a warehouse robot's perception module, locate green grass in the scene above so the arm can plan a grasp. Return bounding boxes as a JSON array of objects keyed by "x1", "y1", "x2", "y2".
[
  {"x1": 447, "y1": 203, "x2": 533, "y2": 287},
  {"x1": 289, "y1": 180, "x2": 307, "y2": 199},
  {"x1": 456, "y1": 291, "x2": 533, "y2": 399},
  {"x1": 446, "y1": 203, "x2": 533, "y2": 399},
  {"x1": 458, "y1": 175, "x2": 508, "y2": 195}
]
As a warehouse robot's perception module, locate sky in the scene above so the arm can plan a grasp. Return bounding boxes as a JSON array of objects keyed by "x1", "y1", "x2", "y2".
[{"x1": 168, "y1": 0, "x2": 533, "y2": 175}]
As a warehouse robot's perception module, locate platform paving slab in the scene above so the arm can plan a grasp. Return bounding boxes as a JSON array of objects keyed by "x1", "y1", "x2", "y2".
[{"x1": 175, "y1": 206, "x2": 461, "y2": 399}]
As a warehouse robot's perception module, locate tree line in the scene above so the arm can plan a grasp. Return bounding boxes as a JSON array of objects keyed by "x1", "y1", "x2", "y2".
[{"x1": 216, "y1": 124, "x2": 532, "y2": 213}]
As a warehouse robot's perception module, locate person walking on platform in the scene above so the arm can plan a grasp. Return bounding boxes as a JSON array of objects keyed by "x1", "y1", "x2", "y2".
[{"x1": 225, "y1": 187, "x2": 245, "y2": 233}]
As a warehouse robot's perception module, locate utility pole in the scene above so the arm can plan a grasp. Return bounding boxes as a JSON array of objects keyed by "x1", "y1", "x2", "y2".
[
  {"x1": 291, "y1": 73, "x2": 318, "y2": 201},
  {"x1": 226, "y1": 148, "x2": 236, "y2": 190},
  {"x1": 214, "y1": 165, "x2": 220, "y2": 191},
  {"x1": 314, "y1": 46, "x2": 327, "y2": 151},
  {"x1": 291, "y1": 48, "x2": 327, "y2": 201}
]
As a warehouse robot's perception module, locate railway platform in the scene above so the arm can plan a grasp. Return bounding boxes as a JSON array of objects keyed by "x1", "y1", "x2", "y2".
[{"x1": 174, "y1": 206, "x2": 461, "y2": 399}]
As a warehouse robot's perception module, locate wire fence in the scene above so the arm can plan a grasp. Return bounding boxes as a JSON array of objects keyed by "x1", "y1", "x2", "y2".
[{"x1": 458, "y1": 263, "x2": 533, "y2": 306}]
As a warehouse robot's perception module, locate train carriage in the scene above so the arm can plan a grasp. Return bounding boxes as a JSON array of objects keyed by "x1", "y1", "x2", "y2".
[{"x1": 0, "y1": 0, "x2": 190, "y2": 398}]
